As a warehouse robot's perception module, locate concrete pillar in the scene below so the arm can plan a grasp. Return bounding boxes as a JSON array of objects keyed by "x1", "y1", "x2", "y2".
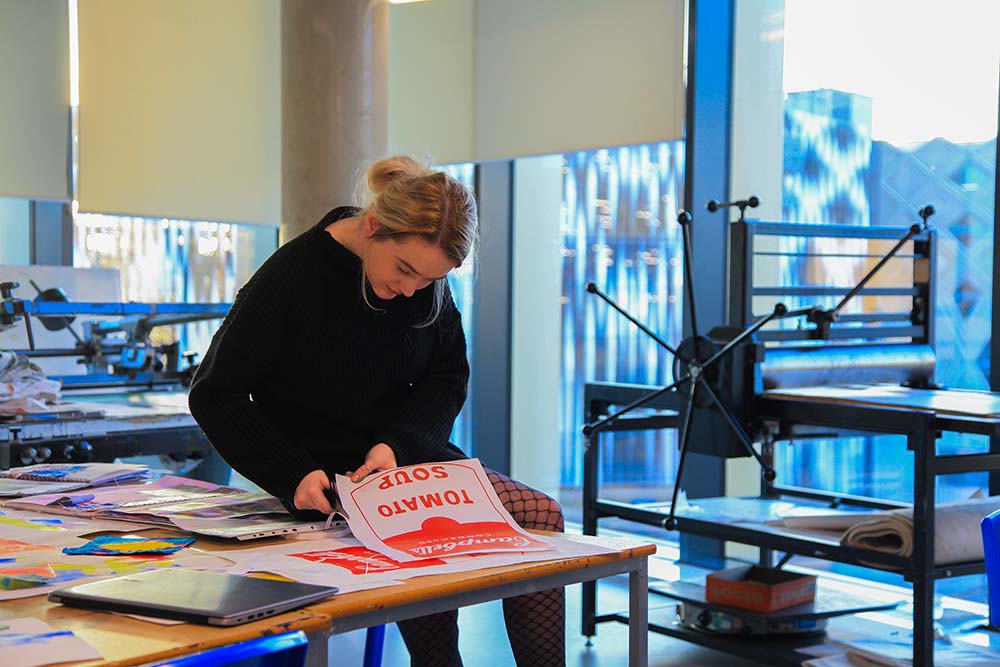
[{"x1": 281, "y1": 0, "x2": 388, "y2": 243}]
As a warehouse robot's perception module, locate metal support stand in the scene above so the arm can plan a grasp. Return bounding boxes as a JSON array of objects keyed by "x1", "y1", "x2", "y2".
[{"x1": 583, "y1": 199, "x2": 935, "y2": 532}]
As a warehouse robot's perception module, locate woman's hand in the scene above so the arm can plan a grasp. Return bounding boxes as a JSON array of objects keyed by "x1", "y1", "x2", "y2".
[
  {"x1": 293, "y1": 469, "x2": 334, "y2": 513},
  {"x1": 348, "y1": 443, "x2": 397, "y2": 483}
]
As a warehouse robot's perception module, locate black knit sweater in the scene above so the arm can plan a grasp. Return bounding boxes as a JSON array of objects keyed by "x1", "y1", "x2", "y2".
[{"x1": 188, "y1": 207, "x2": 469, "y2": 503}]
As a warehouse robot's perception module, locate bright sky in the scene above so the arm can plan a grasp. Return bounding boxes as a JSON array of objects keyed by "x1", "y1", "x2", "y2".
[{"x1": 782, "y1": 0, "x2": 1000, "y2": 145}]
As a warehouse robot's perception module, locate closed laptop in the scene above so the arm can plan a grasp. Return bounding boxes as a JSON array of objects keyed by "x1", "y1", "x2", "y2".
[{"x1": 48, "y1": 568, "x2": 337, "y2": 626}]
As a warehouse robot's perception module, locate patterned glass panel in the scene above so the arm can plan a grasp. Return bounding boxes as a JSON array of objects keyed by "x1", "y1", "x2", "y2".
[
  {"x1": 560, "y1": 142, "x2": 685, "y2": 488},
  {"x1": 72, "y1": 213, "x2": 268, "y2": 358},
  {"x1": 441, "y1": 163, "x2": 476, "y2": 451}
]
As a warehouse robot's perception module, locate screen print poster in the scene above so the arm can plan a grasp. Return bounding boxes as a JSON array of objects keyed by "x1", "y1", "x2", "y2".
[{"x1": 335, "y1": 459, "x2": 552, "y2": 562}]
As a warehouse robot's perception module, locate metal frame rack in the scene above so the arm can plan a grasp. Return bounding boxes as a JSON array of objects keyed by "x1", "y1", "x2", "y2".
[{"x1": 581, "y1": 217, "x2": 1000, "y2": 666}]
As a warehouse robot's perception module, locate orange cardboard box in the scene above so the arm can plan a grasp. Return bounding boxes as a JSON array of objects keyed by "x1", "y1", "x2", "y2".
[{"x1": 705, "y1": 566, "x2": 816, "y2": 612}]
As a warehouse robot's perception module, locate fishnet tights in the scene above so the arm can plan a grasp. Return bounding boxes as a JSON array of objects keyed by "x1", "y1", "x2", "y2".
[{"x1": 396, "y1": 469, "x2": 566, "y2": 667}]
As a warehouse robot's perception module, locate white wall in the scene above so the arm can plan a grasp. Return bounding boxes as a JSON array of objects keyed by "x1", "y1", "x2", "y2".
[
  {"x1": 0, "y1": 0, "x2": 70, "y2": 201},
  {"x1": 510, "y1": 155, "x2": 565, "y2": 494},
  {"x1": 388, "y1": 0, "x2": 475, "y2": 165},
  {"x1": 77, "y1": 0, "x2": 280, "y2": 225},
  {"x1": 475, "y1": 0, "x2": 685, "y2": 161},
  {"x1": 389, "y1": 0, "x2": 686, "y2": 164}
]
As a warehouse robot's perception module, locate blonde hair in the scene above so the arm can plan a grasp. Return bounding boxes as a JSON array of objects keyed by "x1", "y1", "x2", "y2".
[{"x1": 357, "y1": 156, "x2": 478, "y2": 325}]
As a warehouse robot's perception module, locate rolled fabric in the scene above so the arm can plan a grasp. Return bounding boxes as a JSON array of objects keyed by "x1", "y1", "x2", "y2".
[{"x1": 841, "y1": 495, "x2": 1000, "y2": 565}]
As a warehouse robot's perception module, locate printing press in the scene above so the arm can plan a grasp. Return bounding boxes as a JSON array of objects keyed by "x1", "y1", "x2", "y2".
[
  {"x1": 580, "y1": 201, "x2": 1000, "y2": 666},
  {"x1": 0, "y1": 276, "x2": 231, "y2": 482}
]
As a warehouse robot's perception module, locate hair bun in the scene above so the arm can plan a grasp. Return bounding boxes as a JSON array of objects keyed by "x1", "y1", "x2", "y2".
[{"x1": 366, "y1": 155, "x2": 432, "y2": 196}]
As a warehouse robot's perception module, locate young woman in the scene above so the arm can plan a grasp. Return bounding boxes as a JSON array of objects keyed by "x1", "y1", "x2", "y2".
[{"x1": 189, "y1": 156, "x2": 565, "y2": 667}]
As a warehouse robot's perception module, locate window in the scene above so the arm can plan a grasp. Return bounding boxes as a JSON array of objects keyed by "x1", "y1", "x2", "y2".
[
  {"x1": 73, "y1": 213, "x2": 276, "y2": 359},
  {"x1": 558, "y1": 142, "x2": 686, "y2": 521},
  {"x1": 735, "y1": 0, "x2": 999, "y2": 503}
]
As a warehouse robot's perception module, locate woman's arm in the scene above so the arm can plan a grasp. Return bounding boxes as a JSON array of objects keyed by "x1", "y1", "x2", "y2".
[
  {"x1": 188, "y1": 268, "x2": 323, "y2": 500},
  {"x1": 370, "y1": 285, "x2": 470, "y2": 467}
]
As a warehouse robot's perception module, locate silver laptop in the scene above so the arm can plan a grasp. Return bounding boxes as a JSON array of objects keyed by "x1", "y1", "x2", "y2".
[{"x1": 48, "y1": 568, "x2": 337, "y2": 626}]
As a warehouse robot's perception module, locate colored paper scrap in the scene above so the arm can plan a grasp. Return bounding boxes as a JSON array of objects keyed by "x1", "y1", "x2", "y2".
[
  {"x1": 0, "y1": 539, "x2": 52, "y2": 556},
  {"x1": 62, "y1": 535, "x2": 195, "y2": 556},
  {"x1": 0, "y1": 618, "x2": 102, "y2": 667},
  {"x1": 0, "y1": 564, "x2": 57, "y2": 590}
]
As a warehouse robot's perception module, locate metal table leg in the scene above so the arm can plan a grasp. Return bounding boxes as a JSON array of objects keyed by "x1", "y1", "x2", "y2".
[
  {"x1": 629, "y1": 557, "x2": 649, "y2": 667},
  {"x1": 304, "y1": 631, "x2": 328, "y2": 667}
]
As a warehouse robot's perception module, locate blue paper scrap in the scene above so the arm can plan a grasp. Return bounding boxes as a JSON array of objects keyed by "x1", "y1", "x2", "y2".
[{"x1": 62, "y1": 535, "x2": 195, "y2": 556}]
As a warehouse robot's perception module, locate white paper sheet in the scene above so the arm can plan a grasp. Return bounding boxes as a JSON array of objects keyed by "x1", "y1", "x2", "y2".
[
  {"x1": 0, "y1": 618, "x2": 102, "y2": 667},
  {"x1": 207, "y1": 532, "x2": 617, "y2": 593},
  {"x1": 335, "y1": 459, "x2": 553, "y2": 562}
]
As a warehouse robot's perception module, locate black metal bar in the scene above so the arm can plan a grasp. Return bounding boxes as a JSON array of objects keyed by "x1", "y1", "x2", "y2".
[
  {"x1": 22, "y1": 314, "x2": 35, "y2": 350},
  {"x1": 778, "y1": 306, "x2": 817, "y2": 319},
  {"x1": 910, "y1": 414, "x2": 936, "y2": 667},
  {"x1": 697, "y1": 376, "x2": 774, "y2": 479},
  {"x1": 757, "y1": 325, "x2": 924, "y2": 342},
  {"x1": 753, "y1": 310, "x2": 915, "y2": 324},
  {"x1": 756, "y1": 396, "x2": 925, "y2": 434},
  {"x1": 582, "y1": 376, "x2": 691, "y2": 436},
  {"x1": 769, "y1": 485, "x2": 911, "y2": 510},
  {"x1": 830, "y1": 224, "x2": 922, "y2": 319},
  {"x1": 589, "y1": 413, "x2": 682, "y2": 433},
  {"x1": 902, "y1": 560, "x2": 986, "y2": 581},
  {"x1": 677, "y1": 211, "x2": 700, "y2": 340},
  {"x1": 585, "y1": 282, "x2": 681, "y2": 358},
  {"x1": 582, "y1": 426, "x2": 600, "y2": 637},
  {"x1": 753, "y1": 286, "x2": 920, "y2": 297},
  {"x1": 663, "y1": 382, "x2": 700, "y2": 531},
  {"x1": 744, "y1": 220, "x2": 932, "y2": 241},
  {"x1": 827, "y1": 312, "x2": 915, "y2": 323},
  {"x1": 728, "y1": 220, "x2": 753, "y2": 333},
  {"x1": 933, "y1": 452, "x2": 1000, "y2": 475},
  {"x1": 701, "y1": 303, "x2": 786, "y2": 370},
  {"x1": 753, "y1": 251, "x2": 920, "y2": 259},
  {"x1": 591, "y1": 500, "x2": 677, "y2": 528},
  {"x1": 583, "y1": 380, "x2": 687, "y2": 412}
]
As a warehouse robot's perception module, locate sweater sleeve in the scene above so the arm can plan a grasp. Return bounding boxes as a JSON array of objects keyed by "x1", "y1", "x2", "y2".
[
  {"x1": 188, "y1": 265, "x2": 323, "y2": 500},
  {"x1": 372, "y1": 286, "x2": 470, "y2": 466}
]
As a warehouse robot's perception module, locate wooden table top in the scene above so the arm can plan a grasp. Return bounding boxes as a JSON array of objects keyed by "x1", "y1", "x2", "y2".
[
  {"x1": 0, "y1": 532, "x2": 655, "y2": 666},
  {"x1": 306, "y1": 532, "x2": 656, "y2": 623},
  {"x1": 0, "y1": 598, "x2": 330, "y2": 667}
]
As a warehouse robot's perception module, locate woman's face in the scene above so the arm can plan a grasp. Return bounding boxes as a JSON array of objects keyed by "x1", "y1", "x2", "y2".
[{"x1": 362, "y1": 217, "x2": 456, "y2": 300}]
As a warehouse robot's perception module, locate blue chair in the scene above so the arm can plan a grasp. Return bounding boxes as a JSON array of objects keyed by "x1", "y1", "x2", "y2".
[
  {"x1": 981, "y1": 509, "x2": 1000, "y2": 628},
  {"x1": 364, "y1": 625, "x2": 386, "y2": 667},
  {"x1": 145, "y1": 625, "x2": 385, "y2": 667},
  {"x1": 149, "y1": 631, "x2": 308, "y2": 667}
]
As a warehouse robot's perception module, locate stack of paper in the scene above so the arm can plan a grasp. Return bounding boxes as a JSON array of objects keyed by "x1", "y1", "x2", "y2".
[
  {"x1": 0, "y1": 463, "x2": 149, "y2": 497},
  {"x1": 4, "y1": 476, "x2": 331, "y2": 540}
]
